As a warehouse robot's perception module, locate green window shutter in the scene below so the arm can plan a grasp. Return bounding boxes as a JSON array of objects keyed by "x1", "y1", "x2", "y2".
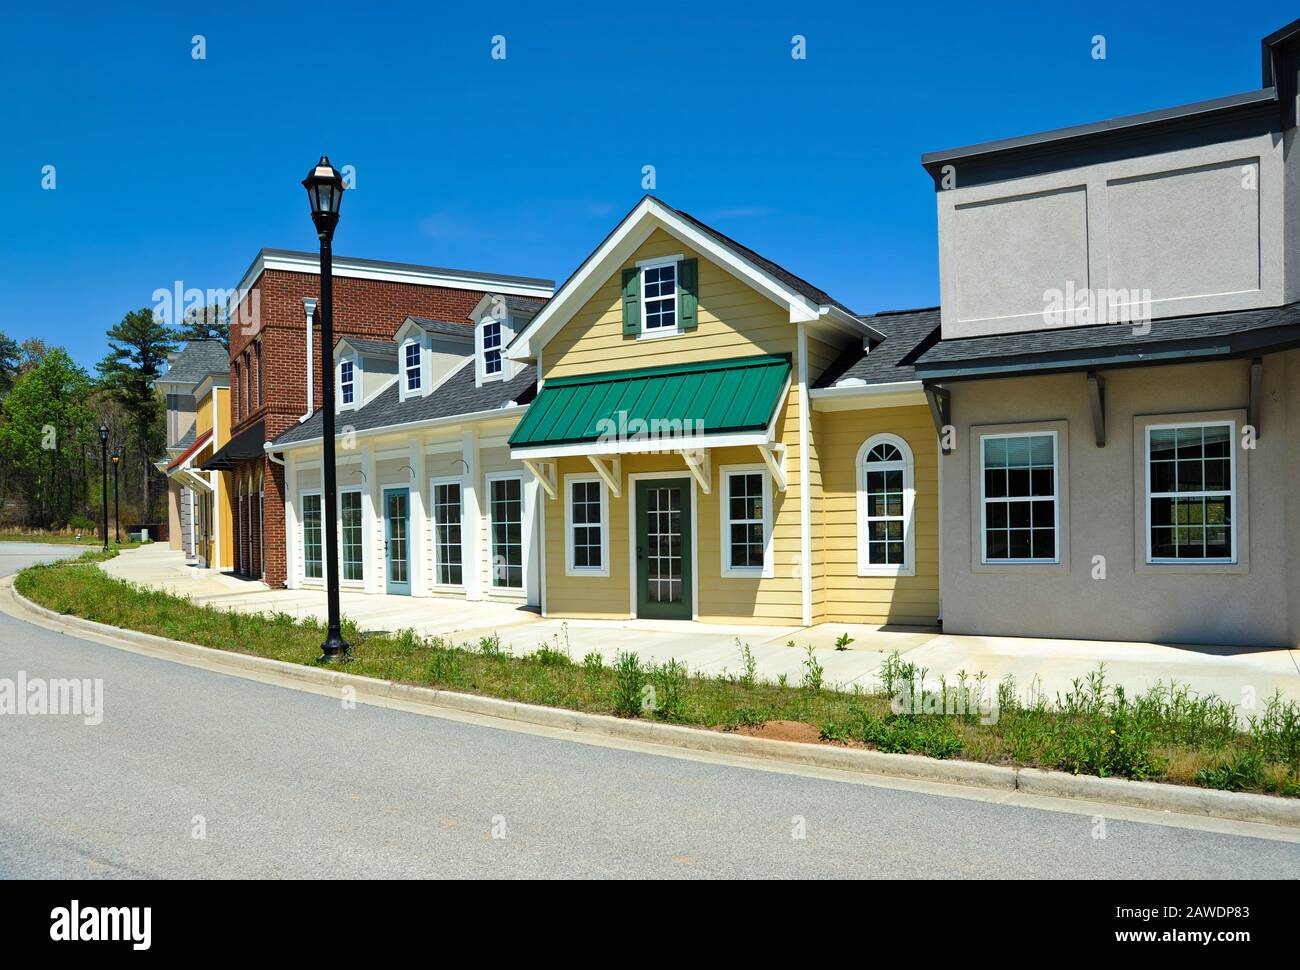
[
  {"x1": 621, "y1": 268, "x2": 640, "y2": 335},
  {"x1": 678, "y1": 258, "x2": 698, "y2": 331}
]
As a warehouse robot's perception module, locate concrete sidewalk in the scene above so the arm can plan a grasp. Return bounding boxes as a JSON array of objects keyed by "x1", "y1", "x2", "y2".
[{"x1": 101, "y1": 545, "x2": 1300, "y2": 706}]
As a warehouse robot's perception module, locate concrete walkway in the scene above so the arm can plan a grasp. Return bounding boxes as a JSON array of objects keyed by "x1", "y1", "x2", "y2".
[{"x1": 101, "y1": 546, "x2": 1300, "y2": 707}]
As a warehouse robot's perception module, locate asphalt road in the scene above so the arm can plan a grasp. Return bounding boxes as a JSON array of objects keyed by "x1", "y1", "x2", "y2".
[{"x1": 1, "y1": 543, "x2": 1297, "y2": 879}]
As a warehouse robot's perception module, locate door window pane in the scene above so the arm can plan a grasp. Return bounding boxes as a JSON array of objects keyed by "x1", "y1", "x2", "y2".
[
  {"x1": 433, "y1": 483, "x2": 463, "y2": 586},
  {"x1": 341, "y1": 491, "x2": 363, "y2": 581},
  {"x1": 490, "y1": 478, "x2": 524, "y2": 589},
  {"x1": 302, "y1": 494, "x2": 322, "y2": 580}
]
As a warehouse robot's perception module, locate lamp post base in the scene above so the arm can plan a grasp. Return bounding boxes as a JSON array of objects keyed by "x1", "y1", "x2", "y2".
[{"x1": 318, "y1": 631, "x2": 351, "y2": 664}]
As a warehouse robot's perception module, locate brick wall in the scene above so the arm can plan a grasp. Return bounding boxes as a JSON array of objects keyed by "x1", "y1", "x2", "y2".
[{"x1": 226, "y1": 268, "x2": 496, "y2": 587}]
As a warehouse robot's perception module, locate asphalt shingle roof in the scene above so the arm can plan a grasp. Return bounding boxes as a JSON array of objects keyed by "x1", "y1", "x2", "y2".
[
  {"x1": 913, "y1": 301, "x2": 1300, "y2": 372},
  {"x1": 272, "y1": 360, "x2": 537, "y2": 448},
  {"x1": 812, "y1": 307, "x2": 941, "y2": 388},
  {"x1": 161, "y1": 340, "x2": 229, "y2": 385},
  {"x1": 339, "y1": 337, "x2": 397, "y2": 357},
  {"x1": 406, "y1": 317, "x2": 475, "y2": 340}
]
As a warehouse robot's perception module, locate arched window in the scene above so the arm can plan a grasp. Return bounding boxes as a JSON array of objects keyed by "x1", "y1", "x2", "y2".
[{"x1": 856, "y1": 433, "x2": 915, "y2": 576}]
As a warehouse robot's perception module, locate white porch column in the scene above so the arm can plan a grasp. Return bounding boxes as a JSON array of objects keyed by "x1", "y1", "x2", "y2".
[
  {"x1": 462, "y1": 428, "x2": 483, "y2": 601},
  {"x1": 284, "y1": 459, "x2": 300, "y2": 589},
  {"x1": 409, "y1": 439, "x2": 429, "y2": 597},
  {"x1": 361, "y1": 443, "x2": 380, "y2": 594},
  {"x1": 523, "y1": 477, "x2": 540, "y2": 609}
]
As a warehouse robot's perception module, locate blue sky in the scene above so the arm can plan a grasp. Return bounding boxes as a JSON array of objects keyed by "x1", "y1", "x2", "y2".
[{"x1": 1, "y1": 1, "x2": 1294, "y2": 369}]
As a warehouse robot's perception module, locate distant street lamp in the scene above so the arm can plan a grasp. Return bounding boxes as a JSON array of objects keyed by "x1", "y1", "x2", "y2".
[
  {"x1": 98, "y1": 424, "x2": 110, "y2": 553},
  {"x1": 302, "y1": 155, "x2": 349, "y2": 662},
  {"x1": 110, "y1": 447, "x2": 123, "y2": 543}
]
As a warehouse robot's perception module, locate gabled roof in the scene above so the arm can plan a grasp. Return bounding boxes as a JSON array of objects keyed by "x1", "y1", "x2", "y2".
[
  {"x1": 813, "y1": 308, "x2": 940, "y2": 388},
  {"x1": 507, "y1": 196, "x2": 881, "y2": 362},
  {"x1": 158, "y1": 340, "x2": 229, "y2": 387},
  {"x1": 913, "y1": 302, "x2": 1300, "y2": 380},
  {"x1": 271, "y1": 360, "x2": 537, "y2": 450}
]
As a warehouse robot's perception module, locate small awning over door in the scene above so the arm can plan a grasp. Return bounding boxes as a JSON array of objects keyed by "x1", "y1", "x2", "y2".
[
  {"x1": 508, "y1": 354, "x2": 791, "y2": 459},
  {"x1": 200, "y1": 420, "x2": 265, "y2": 471}
]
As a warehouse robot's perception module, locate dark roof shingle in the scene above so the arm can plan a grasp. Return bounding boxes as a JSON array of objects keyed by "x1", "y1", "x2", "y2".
[
  {"x1": 812, "y1": 308, "x2": 940, "y2": 388},
  {"x1": 272, "y1": 361, "x2": 536, "y2": 448},
  {"x1": 160, "y1": 340, "x2": 229, "y2": 385}
]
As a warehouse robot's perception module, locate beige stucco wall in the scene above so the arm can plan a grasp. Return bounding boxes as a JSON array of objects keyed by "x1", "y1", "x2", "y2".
[{"x1": 939, "y1": 354, "x2": 1295, "y2": 646}]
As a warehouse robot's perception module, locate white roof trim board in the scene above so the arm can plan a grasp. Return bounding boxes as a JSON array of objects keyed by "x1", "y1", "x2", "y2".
[{"x1": 506, "y1": 197, "x2": 880, "y2": 363}]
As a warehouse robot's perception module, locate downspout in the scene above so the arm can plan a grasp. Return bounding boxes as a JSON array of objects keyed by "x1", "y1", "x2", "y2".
[
  {"x1": 300, "y1": 297, "x2": 317, "y2": 423},
  {"x1": 796, "y1": 321, "x2": 813, "y2": 627}
]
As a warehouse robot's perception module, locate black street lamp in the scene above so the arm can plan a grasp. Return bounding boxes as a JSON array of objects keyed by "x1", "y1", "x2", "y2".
[
  {"x1": 98, "y1": 424, "x2": 110, "y2": 553},
  {"x1": 110, "y1": 447, "x2": 122, "y2": 543},
  {"x1": 302, "y1": 155, "x2": 349, "y2": 662}
]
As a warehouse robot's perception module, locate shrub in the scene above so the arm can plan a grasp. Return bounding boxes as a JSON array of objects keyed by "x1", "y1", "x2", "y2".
[
  {"x1": 527, "y1": 645, "x2": 572, "y2": 667},
  {"x1": 802, "y1": 645, "x2": 824, "y2": 691},
  {"x1": 650, "y1": 659, "x2": 689, "y2": 721}
]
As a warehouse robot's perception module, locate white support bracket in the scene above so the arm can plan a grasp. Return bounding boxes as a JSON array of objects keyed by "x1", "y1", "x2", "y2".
[
  {"x1": 587, "y1": 455, "x2": 622, "y2": 498},
  {"x1": 681, "y1": 449, "x2": 711, "y2": 494},
  {"x1": 759, "y1": 442, "x2": 787, "y2": 492},
  {"x1": 521, "y1": 458, "x2": 557, "y2": 500}
]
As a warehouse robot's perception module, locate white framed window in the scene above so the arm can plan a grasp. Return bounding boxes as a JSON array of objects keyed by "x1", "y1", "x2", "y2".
[
  {"x1": 720, "y1": 465, "x2": 773, "y2": 578},
  {"x1": 339, "y1": 358, "x2": 355, "y2": 407},
  {"x1": 339, "y1": 488, "x2": 364, "y2": 582},
  {"x1": 565, "y1": 475, "x2": 608, "y2": 576},
  {"x1": 403, "y1": 341, "x2": 422, "y2": 392},
  {"x1": 301, "y1": 491, "x2": 323, "y2": 580},
  {"x1": 487, "y1": 473, "x2": 525, "y2": 590},
  {"x1": 980, "y1": 431, "x2": 1058, "y2": 564},
  {"x1": 430, "y1": 477, "x2": 464, "y2": 587},
  {"x1": 640, "y1": 257, "x2": 678, "y2": 335},
  {"x1": 856, "y1": 434, "x2": 916, "y2": 576},
  {"x1": 483, "y1": 319, "x2": 503, "y2": 377},
  {"x1": 1145, "y1": 421, "x2": 1235, "y2": 564}
]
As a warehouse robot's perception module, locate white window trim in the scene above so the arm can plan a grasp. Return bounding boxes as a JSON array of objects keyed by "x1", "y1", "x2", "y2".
[
  {"x1": 564, "y1": 474, "x2": 609, "y2": 577},
  {"x1": 338, "y1": 355, "x2": 357, "y2": 410},
  {"x1": 638, "y1": 255, "x2": 680, "y2": 339},
  {"x1": 337, "y1": 486, "x2": 365, "y2": 587},
  {"x1": 479, "y1": 317, "x2": 506, "y2": 384},
  {"x1": 429, "y1": 475, "x2": 466, "y2": 589},
  {"x1": 485, "y1": 471, "x2": 528, "y2": 593},
  {"x1": 978, "y1": 430, "x2": 1060, "y2": 566},
  {"x1": 1143, "y1": 419, "x2": 1237, "y2": 565},
  {"x1": 720, "y1": 464, "x2": 774, "y2": 579},
  {"x1": 400, "y1": 339, "x2": 422, "y2": 398},
  {"x1": 856, "y1": 433, "x2": 917, "y2": 577},
  {"x1": 300, "y1": 489, "x2": 324, "y2": 583}
]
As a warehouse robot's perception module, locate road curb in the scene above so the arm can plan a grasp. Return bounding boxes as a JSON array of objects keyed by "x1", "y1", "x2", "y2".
[{"x1": 6, "y1": 576, "x2": 1298, "y2": 829}]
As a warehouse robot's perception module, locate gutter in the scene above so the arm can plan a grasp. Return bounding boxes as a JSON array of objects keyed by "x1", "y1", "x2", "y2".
[{"x1": 809, "y1": 379, "x2": 925, "y2": 401}]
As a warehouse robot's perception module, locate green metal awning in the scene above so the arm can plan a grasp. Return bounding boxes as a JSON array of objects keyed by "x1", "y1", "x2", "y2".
[{"x1": 509, "y1": 354, "x2": 791, "y2": 457}]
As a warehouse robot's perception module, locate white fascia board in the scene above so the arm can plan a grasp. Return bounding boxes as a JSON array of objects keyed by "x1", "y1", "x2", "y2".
[
  {"x1": 507, "y1": 197, "x2": 826, "y2": 362},
  {"x1": 268, "y1": 403, "x2": 527, "y2": 454},
  {"x1": 817, "y1": 304, "x2": 886, "y2": 343},
  {"x1": 809, "y1": 380, "x2": 927, "y2": 411},
  {"x1": 510, "y1": 430, "x2": 771, "y2": 461}
]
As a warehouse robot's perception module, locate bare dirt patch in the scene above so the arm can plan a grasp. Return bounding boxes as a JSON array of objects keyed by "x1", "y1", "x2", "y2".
[{"x1": 731, "y1": 720, "x2": 824, "y2": 744}]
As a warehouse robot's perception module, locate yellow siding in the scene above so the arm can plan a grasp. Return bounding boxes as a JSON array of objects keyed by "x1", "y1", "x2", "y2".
[
  {"x1": 542, "y1": 229, "x2": 795, "y2": 381},
  {"x1": 542, "y1": 386, "x2": 806, "y2": 625},
  {"x1": 813, "y1": 405, "x2": 939, "y2": 626}
]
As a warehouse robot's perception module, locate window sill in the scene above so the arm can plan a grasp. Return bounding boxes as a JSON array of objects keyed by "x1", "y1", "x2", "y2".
[
  {"x1": 1136, "y1": 559, "x2": 1247, "y2": 576},
  {"x1": 857, "y1": 566, "x2": 916, "y2": 578},
  {"x1": 721, "y1": 567, "x2": 772, "y2": 580},
  {"x1": 972, "y1": 558, "x2": 1069, "y2": 576},
  {"x1": 565, "y1": 567, "x2": 610, "y2": 578},
  {"x1": 635, "y1": 328, "x2": 684, "y2": 342}
]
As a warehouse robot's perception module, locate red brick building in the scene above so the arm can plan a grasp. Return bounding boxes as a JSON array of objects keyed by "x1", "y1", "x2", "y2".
[{"x1": 204, "y1": 249, "x2": 552, "y2": 588}]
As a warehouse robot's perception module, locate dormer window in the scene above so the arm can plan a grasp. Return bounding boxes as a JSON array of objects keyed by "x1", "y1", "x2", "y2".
[
  {"x1": 483, "y1": 320, "x2": 503, "y2": 377},
  {"x1": 339, "y1": 359, "x2": 355, "y2": 406},
  {"x1": 642, "y1": 260, "x2": 677, "y2": 333},
  {"x1": 403, "y1": 341, "x2": 421, "y2": 392}
]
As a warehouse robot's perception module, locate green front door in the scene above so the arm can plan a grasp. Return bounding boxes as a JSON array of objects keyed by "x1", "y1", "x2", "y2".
[{"x1": 635, "y1": 478, "x2": 692, "y2": 620}]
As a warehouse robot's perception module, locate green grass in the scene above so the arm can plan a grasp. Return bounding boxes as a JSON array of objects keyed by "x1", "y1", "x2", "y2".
[
  {"x1": 0, "y1": 531, "x2": 142, "y2": 549},
  {"x1": 15, "y1": 554, "x2": 1300, "y2": 799}
]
